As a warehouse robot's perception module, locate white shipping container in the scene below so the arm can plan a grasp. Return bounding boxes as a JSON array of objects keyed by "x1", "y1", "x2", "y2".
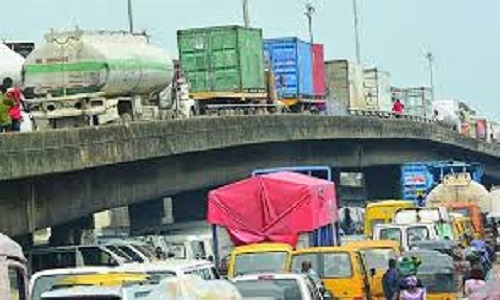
[
  {"x1": 363, "y1": 68, "x2": 392, "y2": 111},
  {"x1": 324, "y1": 60, "x2": 366, "y2": 110}
]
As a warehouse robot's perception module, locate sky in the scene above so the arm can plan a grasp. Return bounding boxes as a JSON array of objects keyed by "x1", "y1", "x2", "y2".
[{"x1": 4, "y1": 0, "x2": 499, "y2": 119}]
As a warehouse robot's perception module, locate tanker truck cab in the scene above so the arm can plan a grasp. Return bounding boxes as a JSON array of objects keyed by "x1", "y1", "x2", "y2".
[
  {"x1": 0, "y1": 234, "x2": 29, "y2": 300},
  {"x1": 373, "y1": 223, "x2": 439, "y2": 251},
  {"x1": 228, "y1": 243, "x2": 293, "y2": 279}
]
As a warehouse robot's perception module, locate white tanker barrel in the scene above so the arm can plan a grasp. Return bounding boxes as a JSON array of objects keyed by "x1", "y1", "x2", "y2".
[
  {"x1": 426, "y1": 173, "x2": 491, "y2": 212},
  {"x1": 0, "y1": 44, "x2": 24, "y2": 86},
  {"x1": 23, "y1": 29, "x2": 174, "y2": 98}
]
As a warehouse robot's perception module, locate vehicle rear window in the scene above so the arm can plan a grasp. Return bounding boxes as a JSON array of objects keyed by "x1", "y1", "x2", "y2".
[
  {"x1": 360, "y1": 248, "x2": 396, "y2": 270},
  {"x1": 291, "y1": 253, "x2": 320, "y2": 274},
  {"x1": 233, "y1": 252, "x2": 288, "y2": 277},
  {"x1": 407, "y1": 226, "x2": 430, "y2": 247},
  {"x1": 379, "y1": 228, "x2": 402, "y2": 244},
  {"x1": 323, "y1": 253, "x2": 352, "y2": 278},
  {"x1": 117, "y1": 246, "x2": 144, "y2": 263},
  {"x1": 234, "y1": 278, "x2": 302, "y2": 300},
  {"x1": 452, "y1": 208, "x2": 471, "y2": 217}
]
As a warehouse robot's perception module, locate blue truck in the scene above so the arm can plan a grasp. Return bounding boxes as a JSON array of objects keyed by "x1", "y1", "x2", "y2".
[
  {"x1": 252, "y1": 165, "x2": 340, "y2": 247},
  {"x1": 401, "y1": 161, "x2": 483, "y2": 204}
]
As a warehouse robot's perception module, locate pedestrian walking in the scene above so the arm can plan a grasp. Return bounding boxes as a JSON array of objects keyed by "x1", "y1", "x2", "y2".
[
  {"x1": 301, "y1": 260, "x2": 322, "y2": 290},
  {"x1": 382, "y1": 258, "x2": 399, "y2": 300},
  {"x1": 392, "y1": 99, "x2": 404, "y2": 118},
  {"x1": 464, "y1": 268, "x2": 486, "y2": 296},
  {"x1": 399, "y1": 276, "x2": 425, "y2": 300},
  {"x1": 5, "y1": 87, "x2": 24, "y2": 132}
]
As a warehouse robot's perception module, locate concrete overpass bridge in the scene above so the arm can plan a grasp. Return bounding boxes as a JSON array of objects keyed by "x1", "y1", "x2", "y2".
[{"x1": 1, "y1": 115, "x2": 500, "y2": 241}]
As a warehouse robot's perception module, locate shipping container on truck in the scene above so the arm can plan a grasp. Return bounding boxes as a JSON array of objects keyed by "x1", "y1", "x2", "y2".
[
  {"x1": 311, "y1": 44, "x2": 326, "y2": 98},
  {"x1": 363, "y1": 67, "x2": 392, "y2": 111},
  {"x1": 401, "y1": 161, "x2": 483, "y2": 204},
  {"x1": 472, "y1": 117, "x2": 491, "y2": 142},
  {"x1": 324, "y1": 59, "x2": 366, "y2": 111},
  {"x1": 391, "y1": 87, "x2": 433, "y2": 118},
  {"x1": 264, "y1": 37, "x2": 316, "y2": 110},
  {"x1": 177, "y1": 25, "x2": 270, "y2": 115}
]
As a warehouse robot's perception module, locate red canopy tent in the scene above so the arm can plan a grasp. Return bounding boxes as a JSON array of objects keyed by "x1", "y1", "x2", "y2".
[{"x1": 207, "y1": 171, "x2": 337, "y2": 247}]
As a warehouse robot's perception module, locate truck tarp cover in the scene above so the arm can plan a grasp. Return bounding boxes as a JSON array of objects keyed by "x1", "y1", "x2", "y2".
[{"x1": 207, "y1": 172, "x2": 337, "y2": 247}]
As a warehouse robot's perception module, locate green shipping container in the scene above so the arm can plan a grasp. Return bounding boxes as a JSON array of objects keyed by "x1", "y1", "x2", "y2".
[{"x1": 177, "y1": 25, "x2": 266, "y2": 94}]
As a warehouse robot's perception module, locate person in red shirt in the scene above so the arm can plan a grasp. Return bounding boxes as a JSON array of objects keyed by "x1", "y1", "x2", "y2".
[
  {"x1": 5, "y1": 87, "x2": 24, "y2": 132},
  {"x1": 392, "y1": 99, "x2": 404, "y2": 118}
]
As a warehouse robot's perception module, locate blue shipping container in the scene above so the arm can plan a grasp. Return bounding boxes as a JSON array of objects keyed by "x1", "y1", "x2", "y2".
[
  {"x1": 264, "y1": 37, "x2": 313, "y2": 99},
  {"x1": 401, "y1": 161, "x2": 484, "y2": 204}
]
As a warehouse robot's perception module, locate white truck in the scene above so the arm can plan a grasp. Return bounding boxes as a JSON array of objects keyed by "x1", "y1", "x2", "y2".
[
  {"x1": 22, "y1": 28, "x2": 194, "y2": 129},
  {"x1": 0, "y1": 233, "x2": 29, "y2": 300}
]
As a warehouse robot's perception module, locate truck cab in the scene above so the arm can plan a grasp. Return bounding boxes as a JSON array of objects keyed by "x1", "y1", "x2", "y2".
[
  {"x1": 373, "y1": 223, "x2": 439, "y2": 251},
  {"x1": 364, "y1": 200, "x2": 415, "y2": 237},
  {"x1": 0, "y1": 234, "x2": 29, "y2": 300},
  {"x1": 393, "y1": 207, "x2": 455, "y2": 241}
]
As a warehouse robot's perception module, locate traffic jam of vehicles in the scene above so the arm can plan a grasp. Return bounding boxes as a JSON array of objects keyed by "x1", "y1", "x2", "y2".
[{"x1": 2, "y1": 162, "x2": 500, "y2": 299}]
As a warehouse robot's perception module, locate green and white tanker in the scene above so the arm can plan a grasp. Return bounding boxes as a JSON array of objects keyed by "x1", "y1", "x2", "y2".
[{"x1": 23, "y1": 28, "x2": 191, "y2": 128}]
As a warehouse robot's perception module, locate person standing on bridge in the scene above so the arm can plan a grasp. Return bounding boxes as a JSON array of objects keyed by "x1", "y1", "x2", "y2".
[{"x1": 392, "y1": 99, "x2": 404, "y2": 118}]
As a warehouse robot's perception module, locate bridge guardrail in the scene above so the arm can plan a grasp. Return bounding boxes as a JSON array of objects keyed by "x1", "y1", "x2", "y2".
[{"x1": 347, "y1": 109, "x2": 435, "y2": 124}]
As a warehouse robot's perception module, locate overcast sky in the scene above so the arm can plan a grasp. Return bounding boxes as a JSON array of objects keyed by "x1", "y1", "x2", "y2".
[{"x1": 5, "y1": 0, "x2": 499, "y2": 119}]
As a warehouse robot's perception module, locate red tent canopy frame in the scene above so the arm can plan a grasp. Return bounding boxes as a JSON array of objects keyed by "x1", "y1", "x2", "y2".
[{"x1": 207, "y1": 172, "x2": 338, "y2": 247}]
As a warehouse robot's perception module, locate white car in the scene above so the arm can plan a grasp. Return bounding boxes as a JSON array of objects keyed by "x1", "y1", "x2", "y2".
[
  {"x1": 116, "y1": 258, "x2": 220, "y2": 280},
  {"x1": 373, "y1": 222, "x2": 440, "y2": 251},
  {"x1": 232, "y1": 273, "x2": 332, "y2": 300}
]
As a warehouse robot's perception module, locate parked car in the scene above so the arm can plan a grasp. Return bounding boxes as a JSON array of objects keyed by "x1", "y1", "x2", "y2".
[
  {"x1": 232, "y1": 273, "x2": 333, "y2": 300},
  {"x1": 26, "y1": 244, "x2": 134, "y2": 274}
]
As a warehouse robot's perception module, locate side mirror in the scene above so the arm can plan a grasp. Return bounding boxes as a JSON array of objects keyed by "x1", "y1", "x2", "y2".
[
  {"x1": 370, "y1": 268, "x2": 376, "y2": 277},
  {"x1": 322, "y1": 290, "x2": 334, "y2": 300}
]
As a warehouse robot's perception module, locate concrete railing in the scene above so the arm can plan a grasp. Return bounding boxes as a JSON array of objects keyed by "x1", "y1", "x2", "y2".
[{"x1": 348, "y1": 109, "x2": 435, "y2": 124}]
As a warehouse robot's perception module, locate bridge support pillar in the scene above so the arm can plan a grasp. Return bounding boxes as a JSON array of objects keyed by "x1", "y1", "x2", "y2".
[
  {"x1": 49, "y1": 216, "x2": 94, "y2": 246},
  {"x1": 128, "y1": 199, "x2": 165, "y2": 234},
  {"x1": 172, "y1": 188, "x2": 211, "y2": 223},
  {"x1": 364, "y1": 165, "x2": 401, "y2": 200}
]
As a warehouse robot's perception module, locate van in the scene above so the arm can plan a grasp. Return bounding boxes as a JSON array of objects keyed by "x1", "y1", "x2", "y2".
[
  {"x1": 228, "y1": 243, "x2": 293, "y2": 279},
  {"x1": 291, "y1": 246, "x2": 370, "y2": 299},
  {"x1": 27, "y1": 244, "x2": 133, "y2": 274},
  {"x1": 364, "y1": 200, "x2": 414, "y2": 237},
  {"x1": 373, "y1": 223, "x2": 439, "y2": 251},
  {"x1": 344, "y1": 240, "x2": 401, "y2": 300}
]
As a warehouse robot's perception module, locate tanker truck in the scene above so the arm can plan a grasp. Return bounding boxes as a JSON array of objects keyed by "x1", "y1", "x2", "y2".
[
  {"x1": 426, "y1": 172, "x2": 496, "y2": 247},
  {"x1": 22, "y1": 28, "x2": 194, "y2": 129},
  {"x1": 0, "y1": 43, "x2": 25, "y2": 86}
]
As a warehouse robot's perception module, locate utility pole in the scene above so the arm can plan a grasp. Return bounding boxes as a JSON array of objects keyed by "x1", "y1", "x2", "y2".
[
  {"x1": 425, "y1": 51, "x2": 435, "y2": 101},
  {"x1": 127, "y1": 0, "x2": 134, "y2": 33},
  {"x1": 352, "y1": 0, "x2": 361, "y2": 64},
  {"x1": 305, "y1": 1, "x2": 315, "y2": 44},
  {"x1": 242, "y1": 0, "x2": 250, "y2": 27}
]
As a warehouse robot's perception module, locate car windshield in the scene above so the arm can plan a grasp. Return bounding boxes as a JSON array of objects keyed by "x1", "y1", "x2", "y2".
[
  {"x1": 407, "y1": 226, "x2": 430, "y2": 247},
  {"x1": 418, "y1": 273, "x2": 456, "y2": 293},
  {"x1": 233, "y1": 252, "x2": 288, "y2": 276},
  {"x1": 234, "y1": 278, "x2": 302, "y2": 300},
  {"x1": 360, "y1": 248, "x2": 396, "y2": 270},
  {"x1": 452, "y1": 208, "x2": 471, "y2": 217},
  {"x1": 379, "y1": 228, "x2": 402, "y2": 244}
]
